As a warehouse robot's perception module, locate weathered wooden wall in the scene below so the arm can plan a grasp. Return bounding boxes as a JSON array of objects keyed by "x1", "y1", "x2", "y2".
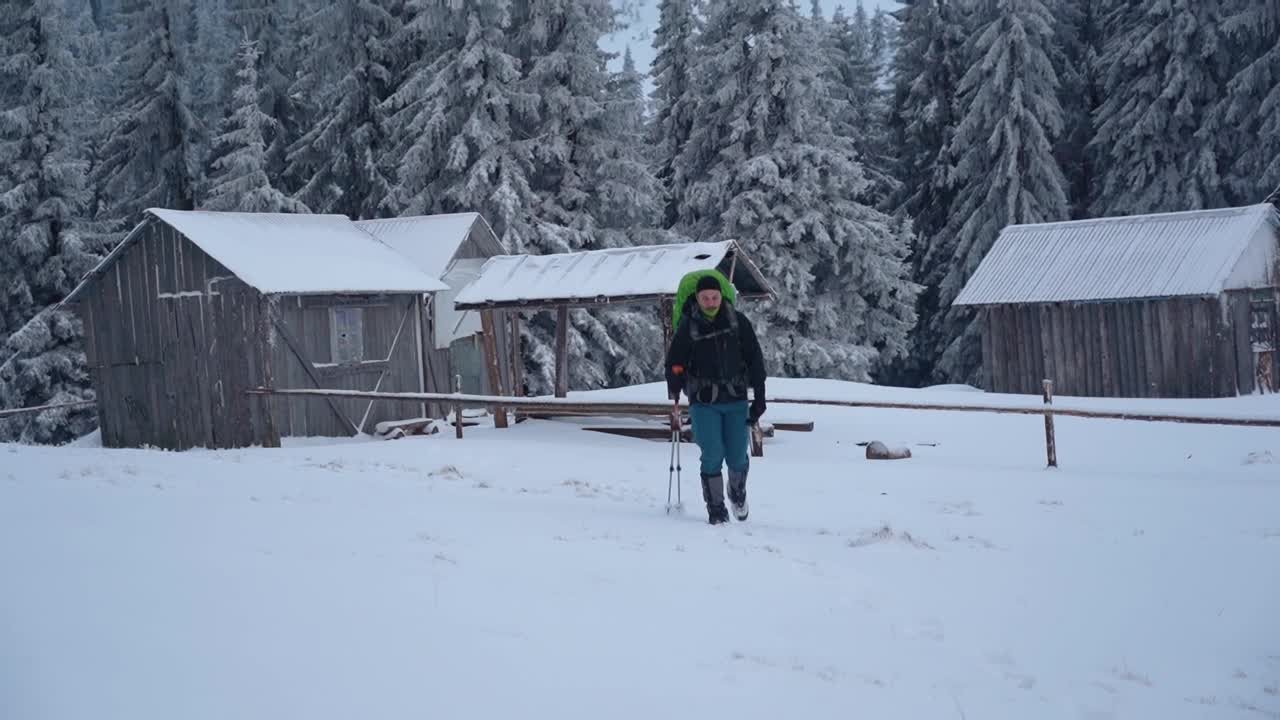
[
  {"x1": 267, "y1": 294, "x2": 425, "y2": 437},
  {"x1": 981, "y1": 297, "x2": 1244, "y2": 398},
  {"x1": 77, "y1": 219, "x2": 278, "y2": 449}
]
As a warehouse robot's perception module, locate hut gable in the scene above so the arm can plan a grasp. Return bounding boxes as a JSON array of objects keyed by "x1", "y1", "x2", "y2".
[
  {"x1": 354, "y1": 212, "x2": 503, "y2": 278},
  {"x1": 954, "y1": 203, "x2": 1280, "y2": 306}
]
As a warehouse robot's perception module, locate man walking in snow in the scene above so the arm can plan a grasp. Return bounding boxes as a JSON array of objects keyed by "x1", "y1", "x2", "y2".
[{"x1": 665, "y1": 272, "x2": 767, "y2": 525}]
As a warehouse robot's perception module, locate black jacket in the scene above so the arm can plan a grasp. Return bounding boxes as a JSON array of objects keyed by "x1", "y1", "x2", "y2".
[{"x1": 664, "y1": 300, "x2": 766, "y2": 405}]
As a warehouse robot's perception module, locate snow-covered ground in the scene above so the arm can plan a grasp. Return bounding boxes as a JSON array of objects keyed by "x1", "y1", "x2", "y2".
[{"x1": 3, "y1": 379, "x2": 1278, "y2": 720}]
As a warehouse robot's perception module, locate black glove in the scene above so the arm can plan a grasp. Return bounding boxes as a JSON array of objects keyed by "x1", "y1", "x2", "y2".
[
  {"x1": 748, "y1": 396, "x2": 766, "y2": 424},
  {"x1": 667, "y1": 377, "x2": 683, "y2": 400}
]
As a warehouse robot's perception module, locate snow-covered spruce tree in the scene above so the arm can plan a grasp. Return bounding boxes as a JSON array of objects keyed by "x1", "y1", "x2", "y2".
[
  {"x1": 594, "y1": 48, "x2": 664, "y2": 248},
  {"x1": 1215, "y1": 0, "x2": 1280, "y2": 204},
  {"x1": 383, "y1": 0, "x2": 537, "y2": 233},
  {"x1": 204, "y1": 38, "x2": 310, "y2": 213},
  {"x1": 679, "y1": 0, "x2": 918, "y2": 381},
  {"x1": 94, "y1": 0, "x2": 201, "y2": 227},
  {"x1": 229, "y1": 0, "x2": 310, "y2": 180},
  {"x1": 0, "y1": 0, "x2": 99, "y2": 442},
  {"x1": 648, "y1": 0, "x2": 701, "y2": 230},
  {"x1": 577, "y1": 47, "x2": 668, "y2": 388},
  {"x1": 508, "y1": 0, "x2": 674, "y2": 393},
  {"x1": 187, "y1": 0, "x2": 235, "y2": 134},
  {"x1": 1052, "y1": 0, "x2": 1103, "y2": 219},
  {"x1": 930, "y1": 0, "x2": 1069, "y2": 385},
  {"x1": 1089, "y1": 0, "x2": 1234, "y2": 217},
  {"x1": 823, "y1": 2, "x2": 896, "y2": 208},
  {"x1": 885, "y1": 0, "x2": 965, "y2": 385},
  {"x1": 284, "y1": 0, "x2": 399, "y2": 219}
]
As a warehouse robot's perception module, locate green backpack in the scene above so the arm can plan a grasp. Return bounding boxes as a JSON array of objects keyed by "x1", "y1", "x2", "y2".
[{"x1": 672, "y1": 268, "x2": 737, "y2": 330}]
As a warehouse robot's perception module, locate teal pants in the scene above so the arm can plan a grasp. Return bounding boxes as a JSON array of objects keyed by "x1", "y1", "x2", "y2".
[{"x1": 689, "y1": 400, "x2": 750, "y2": 476}]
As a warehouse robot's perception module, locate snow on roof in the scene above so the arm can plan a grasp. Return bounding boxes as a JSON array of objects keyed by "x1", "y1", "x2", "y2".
[
  {"x1": 954, "y1": 204, "x2": 1280, "y2": 306},
  {"x1": 354, "y1": 213, "x2": 501, "y2": 279},
  {"x1": 147, "y1": 209, "x2": 448, "y2": 295},
  {"x1": 451, "y1": 240, "x2": 773, "y2": 309}
]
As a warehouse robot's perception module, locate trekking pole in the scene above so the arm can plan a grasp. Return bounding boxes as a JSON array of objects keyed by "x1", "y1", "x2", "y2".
[{"x1": 667, "y1": 400, "x2": 682, "y2": 513}]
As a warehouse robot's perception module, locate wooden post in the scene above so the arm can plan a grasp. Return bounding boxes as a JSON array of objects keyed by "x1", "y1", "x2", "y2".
[
  {"x1": 509, "y1": 312, "x2": 523, "y2": 395},
  {"x1": 454, "y1": 374, "x2": 464, "y2": 439},
  {"x1": 554, "y1": 304, "x2": 569, "y2": 398},
  {"x1": 1043, "y1": 378, "x2": 1057, "y2": 468},
  {"x1": 480, "y1": 310, "x2": 508, "y2": 428}
]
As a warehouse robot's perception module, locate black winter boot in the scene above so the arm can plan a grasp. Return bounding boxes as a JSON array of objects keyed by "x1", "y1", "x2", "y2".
[
  {"x1": 727, "y1": 469, "x2": 748, "y2": 521},
  {"x1": 701, "y1": 472, "x2": 729, "y2": 525}
]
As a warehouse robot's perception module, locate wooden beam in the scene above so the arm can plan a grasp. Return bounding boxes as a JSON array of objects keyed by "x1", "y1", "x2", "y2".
[
  {"x1": 554, "y1": 304, "x2": 569, "y2": 398},
  {"x1": 509, "y1": 312, "x2": 523, "y2": 397},
  {"x1": 243, "y1": 387, "x2": 1280, "y2": 428},
  {"x1": 453, "y1": 289, "x2": 773, "y2": 312},
  {"x1": 480, "y1": 309, "x2": 508, "y2": 428}
]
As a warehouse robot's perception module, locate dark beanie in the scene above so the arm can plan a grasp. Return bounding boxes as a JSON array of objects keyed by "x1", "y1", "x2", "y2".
[{"x1": 696, "y1": 275, "x2": 721, "y2": 293}]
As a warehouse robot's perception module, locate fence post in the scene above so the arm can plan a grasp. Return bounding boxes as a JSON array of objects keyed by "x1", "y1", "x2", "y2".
[
  {"x1": 454, "y1": 374, "x2": 464, "y2": 439},
  {"x1": 1043, "y1": 379, "x2": 1057, "y2": 468}
]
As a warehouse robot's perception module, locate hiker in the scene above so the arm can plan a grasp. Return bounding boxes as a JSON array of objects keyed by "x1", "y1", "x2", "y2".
[{"x1": 665, "y1": 272, "x2": 767, "y2": 524}]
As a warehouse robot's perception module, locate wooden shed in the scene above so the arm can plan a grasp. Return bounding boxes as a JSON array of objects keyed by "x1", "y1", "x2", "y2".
[
  {"x1": 452, "y1": 240, "x2": 774, "y2": 397},
  {"x1": 60, "y1": 208, "x2": 449, "y2": 450},
  {"x1": 953, "y1": 203, "x2": 1280, "y2": 398}
]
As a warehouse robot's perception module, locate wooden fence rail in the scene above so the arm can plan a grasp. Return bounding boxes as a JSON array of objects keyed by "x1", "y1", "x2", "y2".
[
  {"x1": 244, "y1": 383, "x2": 1280, "y2": 467},
  {"x1": 0, "y1": 399, "x2": 96, "y2": 419}
]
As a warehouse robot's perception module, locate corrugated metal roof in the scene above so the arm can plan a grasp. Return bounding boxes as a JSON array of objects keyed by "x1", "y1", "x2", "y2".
[
  {"x1": 354, "y1": 213, "x2": 501, "y2": 279},
  {"x1": 452, "y1": 240, "x2": 773, "y2": 309},
  {"x1": 953, "y1": 204, "x2": 1280, "y2": 305}
]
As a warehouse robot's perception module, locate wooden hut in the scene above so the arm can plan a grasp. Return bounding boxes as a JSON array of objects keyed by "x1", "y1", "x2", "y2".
[
  {"x1": 452, "y1": 240, "x2": 774, "y2": 397},
  {"x1": 953, "y1": 203, "x2": 1280, "y2": 398},
  {"x1": 60, "y1": 208, "x2": 449, "y2": 450}
]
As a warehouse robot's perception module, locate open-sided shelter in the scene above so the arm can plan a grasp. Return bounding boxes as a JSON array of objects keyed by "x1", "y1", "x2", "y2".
[
  {"x1": 452, "y1": 240, "x2": 774, "y2": 396},
  {"x1": 61, "y1": 208, "x2": 449, "y2": 450},
  {"x1": 953, "y1": 203, "x2": 1280, "y2": 397}
]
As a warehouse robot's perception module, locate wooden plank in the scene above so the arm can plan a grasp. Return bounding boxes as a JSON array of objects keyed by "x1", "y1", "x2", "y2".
[
  {"x1": 1002, "y1": 305, "x2": 1019, "y2": 393},
  {"x1": 1159, "y1": 300, "x2": 1178, "y2": 397},
  {"x1": 255, "y1": 296, "x2": 280, "y2": 447},
  {"x1": 1216, "y1": 297, "x2": 1237, "y2": 396},
  {"x1": 1036, "y1": 305, "x2": 1053, "y2": 394},
  {"x1": 1097, "y1": 303, "x2": 1114, "y2": 396},
  {"x1": 554, "y1": 304, "x2": 569, "y2": 398},
  {"x1": 978, "y1": 308, "x2": 992, "y2": 391},
  {"x1": 1016, "y1": 305, "x2": 1032, "y2": 394},
  {"x1": 1231, "y1": 292, "x2": 1254, "y2": 394},
  {"x1": 480, "y1": 310, "x2": 508, "y2": 428},
  {"x1": 1121, "y1": 301, "x2": 1138, "y2": 398}
]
